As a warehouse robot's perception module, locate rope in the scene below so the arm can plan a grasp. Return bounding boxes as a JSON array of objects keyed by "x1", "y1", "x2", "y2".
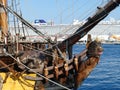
[
  {"x1": 63, "y1": 0, "x2": 94, "y2": 22},
  {"x1": 54, "y1": 0, "x2": 92, "y2": 36},
  {"x1": 4, "y1": 50, "x2": 71, "y2": 90},
  {"x1": 0, "y1": 62, "x2": 16, "y2": 70},
  {"x1": 0, "y1": 2, "x2": 52, "y2": 43},
  {"x1": 21, "y1": 44, "x2": 54, "y2": 58},
  {"x1": 55, "y1": 45, "x2": 66, "y2": 59},
  {"x1": 55, "y1": 24, "x2": 80, "y2": 37},
  {"x1": 97, "y1": 16, "x2": 120, "y2": 36},
  {"x1": 73, "y1": 14, "x2": 108, "y2": 35},
  {"x1": 43, "y1": 13, "x2": 108, "y2": 53},
  {"x1": 77, "y1": 0, "x2": 102, "y2": 21},
  {"x1": 0, "y1": 43, "x2": 65, "y2": 70},
  {"x1": 54, "y1": 0, "x2": 79, "y2": 24}
]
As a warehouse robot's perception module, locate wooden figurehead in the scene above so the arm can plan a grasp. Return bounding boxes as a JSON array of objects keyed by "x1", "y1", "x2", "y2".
[{"x1": 74, "y1": 35, "x2": 103, "y2": 90}]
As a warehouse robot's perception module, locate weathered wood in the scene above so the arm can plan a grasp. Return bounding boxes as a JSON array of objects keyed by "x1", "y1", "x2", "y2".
[
  {"x1": 0, "y1": 0, "x2": 120, "y2": 90},
  {"x1": 0, "y1": 0, "x2": 8, "y2": 40}
]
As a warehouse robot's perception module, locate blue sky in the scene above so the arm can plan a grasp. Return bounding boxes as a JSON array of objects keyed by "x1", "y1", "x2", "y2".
[{"x1": 20, "y1": 0, "x2": 120, "y2": 24}]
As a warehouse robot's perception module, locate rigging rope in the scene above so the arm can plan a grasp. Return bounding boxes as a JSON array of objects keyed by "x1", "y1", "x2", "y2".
[
  {"x1": 55, "y1": 0, "x2": 79, "y2": 24},
  {"x1": 77, "y1": 1, "x2": 102, "y2": 22},
  {"x1": 14, "y1": 0, "x2": 21, "y2": 34},
  {"x1": 0, "y1": 43, "x2": 65, "y2": 71},
  {"x1": 54, "y1": 0, "x2": 104, "y2": 39},
  {"x1": 43, "y1": 13, "x2": 109, "y2": 52},
  {"x1": 0, "y1": 62, "x2": 16, "y2": 70},
  {"x1": 20, "y1": 10, "x2": 26, "y2": 38},
  {"x1": 4, "y1": 50, "x2": 71, "y2": 90},
  {"x1": 53, "y1": 0, "x2": 89, "y2": 36},
  {"x1": 21, "y1": 43, "x2": 65, "y2": 60},
  {"x1": 0, "y1": 2, "x2": 51, "y2": 43},
  {"x1": 55, "y1": 24, "x2": 79, "y2": 37},
  {"x1": 62, "y1": 0, "x2": 90, "y2": 23}
]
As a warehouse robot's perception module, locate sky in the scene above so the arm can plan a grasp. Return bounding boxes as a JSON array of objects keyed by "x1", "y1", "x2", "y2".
[{"x1": 20, "y1": 0, "x2": 120, "y2": 24}]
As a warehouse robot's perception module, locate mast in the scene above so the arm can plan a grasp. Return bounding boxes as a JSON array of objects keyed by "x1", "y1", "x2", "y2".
[
  {"x1": 48, "y1": 0, "x2": 120, "y2": 59},
  {"x1": 57, "y1": 0, "x2": 120, "y2": 50},
  {"x1": 0, "y1": 0, "x2": 8, "y2": 42}
]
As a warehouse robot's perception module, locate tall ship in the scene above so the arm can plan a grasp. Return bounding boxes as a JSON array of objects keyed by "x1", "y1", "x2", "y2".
[{"x1": 0, "y1": 0, "x2": 120, "y2": 90}]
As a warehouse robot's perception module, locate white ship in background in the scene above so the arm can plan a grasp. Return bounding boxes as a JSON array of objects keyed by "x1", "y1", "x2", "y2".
[{"x1": 9, "y1": 18, "x2": 120, "y2": 43}]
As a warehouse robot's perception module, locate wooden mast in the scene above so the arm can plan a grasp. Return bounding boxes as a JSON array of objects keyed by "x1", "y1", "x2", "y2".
[
  {"x1": 0, "y1": 0, "x2": 8, "y2": 42},
  {"x1": 56, "y1": 0, "x2": 120, "y2": 51}
]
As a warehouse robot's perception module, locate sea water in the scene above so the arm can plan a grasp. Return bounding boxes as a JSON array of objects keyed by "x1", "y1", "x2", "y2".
[{"x1": 73, "y1": 44, "x2": 120, "y2": 90}]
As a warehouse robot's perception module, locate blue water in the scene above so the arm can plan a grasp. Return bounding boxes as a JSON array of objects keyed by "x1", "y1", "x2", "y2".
[{"x1": 73, "y1": 44, "x2": 120, "y2": 90}]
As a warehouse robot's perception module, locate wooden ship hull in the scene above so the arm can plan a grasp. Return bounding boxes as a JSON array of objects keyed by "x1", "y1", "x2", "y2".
[{"x1": 0, "y1": 0, "x2": 120, "y2": 90}]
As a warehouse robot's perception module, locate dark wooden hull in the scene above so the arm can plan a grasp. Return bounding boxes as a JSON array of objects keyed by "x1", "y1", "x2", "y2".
[
  {"x1": 0, "y1": 0, "x2": 120, "y2": 89},
  {"x1": 0, "y1": 42, "x2": 101, "y2": 90}
]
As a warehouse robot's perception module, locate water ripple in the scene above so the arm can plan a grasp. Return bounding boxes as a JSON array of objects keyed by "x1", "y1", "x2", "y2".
[{"x1": 73, "y1": 44, "x2": 120, "y2": 90}]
